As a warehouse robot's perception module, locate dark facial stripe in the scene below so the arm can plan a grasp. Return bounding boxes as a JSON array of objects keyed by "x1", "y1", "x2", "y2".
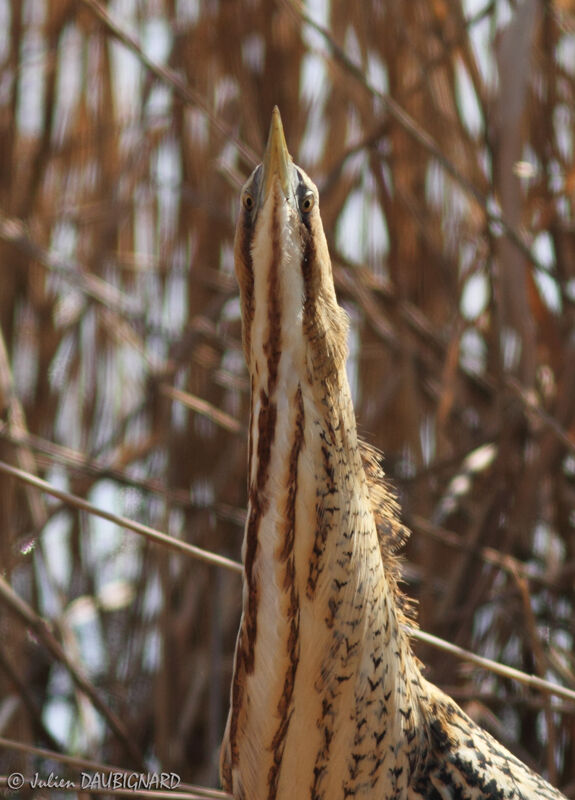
[
  {"x1": 238, "y1": 209, "x2": 255, "y2": 358},
  {"x1": 300, "y1": 216, "x2": 315, "y2": 313},
  {"x1": 267, "y1": 383, "x2": 304, "y2": 799},
  {"x1": 264, "y1": 199, "x2": 282, "y2": 389}
]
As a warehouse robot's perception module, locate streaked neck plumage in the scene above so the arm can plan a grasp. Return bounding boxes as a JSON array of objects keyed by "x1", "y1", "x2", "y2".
[
  {"x1": 220, "y1": 108, "x2": 566, "y2": 800},
  {"x1": 221, "y1": 107, "x2": 421, "y2": 799}
]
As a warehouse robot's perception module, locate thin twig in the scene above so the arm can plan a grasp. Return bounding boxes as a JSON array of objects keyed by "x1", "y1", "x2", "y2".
[
  {"x1": 410, "y1": 514, "x2": 567, "y2": 591},
  {"x1": 406, "y1": 626, "x2": 575, "y2": 704},
  {"x1": 0, "y1": 460, "x2": 243, "y2": 574},
  {"x1": 2, "y1": 464, "x2": 572, "y2": 706},
  {"x1": 160, "y1": 384, "x2": 244, "y2": 434},
  {"x1": 0, "y1": 577, "x2": 144, "y2": 767},
  {"x1": 0, "y1": 778, "x2": 228, "y2": 800},
  {"x1": 0, "y1": 215, "x2": 139, "y2": 318},
  {"x1": 0, "y1": 426, "x2": 246, "y2": 525},
  {"x1": 284, "y1": 0, "x2": 549, "y2": 276},
  {"x1": 79, "y1": 0, "x2": 257, "y2": 166},
  {"x1": 512, "y1": 568, "x2": 558, "y2": 781},
  {"x1": 507, "y1": 377, "x2": 575, "y2": 455}
]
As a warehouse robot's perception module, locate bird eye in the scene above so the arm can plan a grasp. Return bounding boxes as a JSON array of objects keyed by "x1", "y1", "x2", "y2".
[
  {"x1": 243, "y1": 193, "x2": 255, "y2": 211},
  {"x1": 300, "y1": 192, "x2": 315, "y2": 213}
]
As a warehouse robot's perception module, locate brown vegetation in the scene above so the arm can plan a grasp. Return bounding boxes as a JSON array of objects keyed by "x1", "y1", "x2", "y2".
[{"x1": 0, "y1": 0, "x2": 574, "y2": 796}]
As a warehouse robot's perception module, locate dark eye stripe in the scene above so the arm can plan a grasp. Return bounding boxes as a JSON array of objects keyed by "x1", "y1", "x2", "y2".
[{"x1": 300, "y1": 217, "x2": 314, "y2": 301}]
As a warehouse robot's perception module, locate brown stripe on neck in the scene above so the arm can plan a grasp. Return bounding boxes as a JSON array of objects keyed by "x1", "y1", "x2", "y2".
[
  {"x1": 228, "y1": 643, "x2": 246, "y2": 768},
  {"x1": 263, "y1": 199, "x2": 282, "y2": 389},
  {"x1": 229, "y1": 204, "x2": 285, "y2": 766},
  {"x1": 237, "y1": 209, "x2": 255, "y2": 359},
  {"x1": 267, "y1": 383, "x2": 305, "y2": 798},
  {"x1": 300, "y1": 214, "x2": 315, "y2": 318},
  {"x1": 241, "y1": 199, "x2": 284, "y2": 670},
  {"x1": 246, "y1": 376, "x2": 255, "y2": 485}
]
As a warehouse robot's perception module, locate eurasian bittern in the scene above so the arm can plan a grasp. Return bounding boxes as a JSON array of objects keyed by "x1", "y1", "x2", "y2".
[{"x1": 220, "y1": 108, "x2": 565, "y2": 800}]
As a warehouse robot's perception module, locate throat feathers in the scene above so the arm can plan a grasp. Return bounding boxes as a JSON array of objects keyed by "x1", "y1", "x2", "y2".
[{"x1": 220, "y1": 107, "x2": 566, "y2": 800}]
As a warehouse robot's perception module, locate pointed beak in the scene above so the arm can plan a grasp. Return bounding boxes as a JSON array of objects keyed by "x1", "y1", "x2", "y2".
[{"x1": 261, "y1": 106, "x2": 292, "y2": 203}]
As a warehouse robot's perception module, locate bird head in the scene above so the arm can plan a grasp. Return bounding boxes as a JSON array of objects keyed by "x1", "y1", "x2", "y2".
[{"x1": 234, "y1": 107, "x2": 348, "y2": 386}]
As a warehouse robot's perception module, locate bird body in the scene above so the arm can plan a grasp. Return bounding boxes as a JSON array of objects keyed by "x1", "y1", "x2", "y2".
[{"x1": 220, "y1": 108, "x2": 566, "y2": 800}]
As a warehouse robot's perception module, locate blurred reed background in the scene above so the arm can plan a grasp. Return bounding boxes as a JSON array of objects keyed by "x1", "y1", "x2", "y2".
[{"x1": 1, "y1": 0, "x2": 574, "y2": 796}]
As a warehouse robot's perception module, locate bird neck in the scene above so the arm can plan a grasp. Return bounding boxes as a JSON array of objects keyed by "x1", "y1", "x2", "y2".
[
  {"x1": 222, "y1": 107, "x2": 566, "y2": 798},
  {"x1": 228, "y1": 329, "x2": 426, "y2": 797}
]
